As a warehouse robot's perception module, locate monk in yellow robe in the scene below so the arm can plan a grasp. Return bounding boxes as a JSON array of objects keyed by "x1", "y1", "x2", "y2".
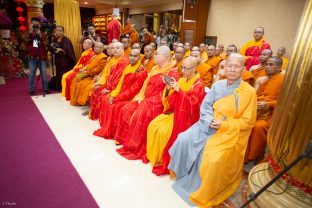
[
  {"x1": 122, "y1": 37, "x2": 131, "y2": 58},
  {"x1": 218, "y1": 44, "x2": 227, "y2": 60},
  {"x1": 70, "y1": 42, "x2": 107, "y2": 106},
  {"x1": 191, "y1": 50, "x2": 213, "y2": 88},
  {"x1": 240, "y1": 26, "x2": 271, "y2": 70},
  {"x1": 249, "y1": 49, "x2": 272, "y2": 80},
  {"x1": 199, "y1": 43, "x2": 208, "y2": 62},
  {"x1": 61, "y1": 39, "x2": 94, "y2": 97},
  {"x1": 147, "y1": 57, "x2": 206, "y2": 171},
  {"x1": 173, "y1": 46, "x2": 185, "y2": 77},
  {"x1": 277, "y1": 47, "x2": 289, "y2": 70},
  {"x1": 168, "y1": 53, "x2": 257, "y2": 207},
  {"x1": 205, "y1": 45, "x2": 222, "y2": 75},
  {"x1": 245, "y1": 56, "x2": 284, "y2": 163},
  {"x1": 216, "y1": 44, "x2": 255, "y2": 86},
  {"x1": 141, "y1": 45, "x2": 155, "y2": 73},
  {"x1": 183, "y1": 42, "x2": 191, "y2": 58}
]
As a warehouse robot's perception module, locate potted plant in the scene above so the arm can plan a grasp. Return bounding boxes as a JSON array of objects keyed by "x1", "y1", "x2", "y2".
[{"x1": 0, "y1": 12, "x2": 13, "y2": 39}]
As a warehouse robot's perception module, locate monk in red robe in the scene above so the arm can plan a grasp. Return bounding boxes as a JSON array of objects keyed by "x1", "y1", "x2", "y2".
[
  {"x1": 107, "y1": 15, "x2": 121, "y2": 44},
  {"x1": 64, "y1": 39, "x2": 95, "y2": 100},
  {"x1": 149, "y1": 57, "x2": 206, "y2": 176},
  {"x1": 89, "y1": 42, "x2": 129, "y2": 120},
  {"x1": 240, "y1": 27, "x2": 271, "y2": 70},
  {"x1": 93, "y1": 49, "x2": 148, "y2": 139},
  {"x1": 115, "y1": 46, "x2": 179, "y2": 160},
  {"x1": 249, "y1": 49, "x2": 272, "y2": 81},
  {"x1": 245, "y1": 56, "x2": 284, "y2": 163}
]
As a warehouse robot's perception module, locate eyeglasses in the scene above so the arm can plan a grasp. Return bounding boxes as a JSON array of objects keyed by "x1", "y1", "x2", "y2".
[{"x1": 181, "y1": 66, "x2": 196, "y2": 71}]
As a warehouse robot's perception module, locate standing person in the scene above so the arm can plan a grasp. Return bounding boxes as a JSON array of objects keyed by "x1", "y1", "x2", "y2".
[
  {"x1": 142, "y1": 28, "x2": 155, "y2": 48},
  {"x1": 240, "y1": 26, "x2": 271, "y2": 70},
  {"x1": 79, "y1": 24, "x2": 101, "y2": 45},
  {"x1": 27, "y1": 17, "x2": 49, "y2": 95},
  {"x1": 107, "y1": 14, "x2": 121, "y2": 43},
  {"x1": 49, "y1": 25, "x2": 76, "y2": 91}
]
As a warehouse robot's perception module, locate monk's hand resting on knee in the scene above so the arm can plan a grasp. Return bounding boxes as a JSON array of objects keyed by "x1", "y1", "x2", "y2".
[
  {"x1": 209, "y1": 119, "x2": 221, "y2": 129},
  {"x1": 102, "y1": 89, "x2": 110, "y2": 94},
  {"x1": 257, "y1": 101, "x2": 267, "y2": 110},
  {"x1": 108, "y1": 96, "x2": 114, "y2": 105}
]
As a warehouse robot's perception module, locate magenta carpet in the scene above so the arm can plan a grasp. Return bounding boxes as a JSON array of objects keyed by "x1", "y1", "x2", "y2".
[{"x1": 0, "y1": 78, "x2": 99, "y2": 208}]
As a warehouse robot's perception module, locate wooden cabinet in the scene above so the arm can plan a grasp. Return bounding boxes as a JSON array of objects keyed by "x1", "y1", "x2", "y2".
[{"x1": 92, "y1": 14, "x2": 112, "y2": 37}]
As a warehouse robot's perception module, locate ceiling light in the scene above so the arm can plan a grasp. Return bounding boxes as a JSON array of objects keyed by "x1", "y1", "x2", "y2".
[{"x1": 84, "y1": 2, "x2": 88, "y2": 4}]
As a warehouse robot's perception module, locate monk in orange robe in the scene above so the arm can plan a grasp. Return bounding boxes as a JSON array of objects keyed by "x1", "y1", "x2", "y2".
[
  {"x1": 89, "y1": 42, "x2": 129, "y2": 120},
  {"x1": 115, "y1": 46, "x2": 179, "y2": 160},
  {"x1": 143, "y1": 28, "x2": 155, "y2": 48},
  {"x1": 63, "y1": 39, "x2": 95, "y2": 100},
  {"x1": 276, "y1": 47, "x2": 289, "y2": 70},
  {"x1": 216, "y1": 44, "x2": 255, "y2": 86},
  {"x1": 218, "y1": 44, "x2": 227, "y2": 60},
  {"x1": 107, "y1": 15, "x2": 121, "y2": 44},
  {"x1": 240, "y1": 26, "x2": 271, "y2": 70},
  {"x1": 150, "y1": 57, "x2": 206, "y2": 176},
  {"x1": 70, "y1": 42, "x2": 107, "y2": 106},
  {"x1": 93, "y1": 49, "x2": 148, "y2": 139},
  {"x1": 121, "y1": 37, "x2": 131, "y2": 58},
  {"x1": 191, "y1": 50, "x2": 213, "y2": 88},
  {"x1": 129, "y1": 27, "x2": 139, "y2": 46},
  {"x1": 141, "y1": 45, "x2": 155, "y2": 73},
  {"x1": 245, "y1": 56, "x2": 284, "y2": 163},
  {"x1": 249, "y1": 49, "x2": 272, "y2": 80},
  {"x1": 173, "y1": 46, "x2": 185, "y2": 77},
  {"x1": 122, "y1": 18, "x2": 132, "y2": 36},
  {"x1": 205, "y1": 45, "x2": 222, "y2": 75}
]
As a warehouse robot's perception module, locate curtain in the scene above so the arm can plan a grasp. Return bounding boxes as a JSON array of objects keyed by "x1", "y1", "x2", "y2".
[
  {"x1": 268, "y1": 0, "x2": 312, "y2": 187},
  {"x1": 54, "y1": 0, "x2": 82, "y2": 59}
]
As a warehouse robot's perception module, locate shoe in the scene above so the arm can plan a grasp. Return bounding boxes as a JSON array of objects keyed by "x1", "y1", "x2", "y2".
[
  {"x1": 45, "y1": 90, "x2": 50, "y2": 94},
  {"x1": 29, "y1": 91, "x2": 35, "y2": 96}
]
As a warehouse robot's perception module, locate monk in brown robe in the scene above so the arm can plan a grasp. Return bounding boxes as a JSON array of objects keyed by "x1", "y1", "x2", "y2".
[
  {"x1": 143, "y1": 28, "x2": 155, "y2": 48},
  {"x1": 249, "y1": 49, "x2": 272, "y2": 81},
  {"x1": 129, "y1": 26, "x2": 139, "y2": 46},
  {"x1": 70, "y1": 42, "x2": 107, "y2": 106},
  {"x1": 122, "y1": 18, "x2": 132, "y2": 36},
  {"x1": 191, "y1": 50, "x2": 213, "y2": 88},
  {"x1": 141, "y1": 45, "x2": 155, "y2": 73},
  {"x1": 205, "y1": 45, "x2": 222, "y2": 74},
  {"x1": 245, "y1": 56, "x2": 284, "y2": 163}
]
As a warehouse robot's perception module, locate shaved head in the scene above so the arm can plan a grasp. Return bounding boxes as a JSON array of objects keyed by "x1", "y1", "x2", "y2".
[
  {"x1": 277, "y1": 47, "x2": 286, "y2": 57},
  {"x1": 132, "y1": 43, "x2": 141, "y2": 50},
  {"x1": 157, "y1": 46, "x2": 170, "y2": 58},
  {"x1": 225, "y1": 53, "x2": 245, "y2": 82},
  {"x1": 190, "y1": 50, "x2": 201, "y2": 64},
  {"x1": 192, "y1": 46, "x2": 199, "y2": 52},
  {"x1": 259, "y1": 49, "x2": 273, "y2": 64},
  {"x1": 207, "y1": 45, "x2": 216, "y2": 57},
  {"x1": 82, "y1": 39, "x2": 93, "y2": 50},
  {"x1": 226, "y1": 53, "x2": 245, "y2": 66},
  {"x1": 182, "y1": 56, "x2": 198, "y2": 78},
  {"x1": 93, "y1": 42, "x2": 104, "y2": 54}
]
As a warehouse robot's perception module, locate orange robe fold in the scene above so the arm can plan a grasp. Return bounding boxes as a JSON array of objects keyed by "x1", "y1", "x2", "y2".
[
  {"x1": 89, "y1": 55, "x2": 129, "y2": 120},
  {"x1": 251, "y1": 65, "x2": 266, "y2": 81},
  {"x1": 70, "y1": 53, "x2": 107, "y2": 106},
  {"x1": 93, "y1": 63, "x2": 148, "y2": 139},
  {"x1": 142, "y1": 57, "x2": 155, "y2": 73},
  {"x1": 245, "y1": 73, "x2": 284, "y2": 161},
  {"x1": 115, "y1": 63, "x2": 179, "y2": 160},
  {"x1": 205, "y1": 56, "x2": 222, "y2": 75},
  {"x1": 130, "y1": 31, "x2": 139, "y2": 46},
  {"x1": 196, "y1": 62, "x2": 214, "y2": 88}
]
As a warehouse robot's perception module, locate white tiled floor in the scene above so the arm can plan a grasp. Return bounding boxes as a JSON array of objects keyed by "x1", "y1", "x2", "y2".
[{"x1": 32, "y1": 93, "x2": 191, "y2": 208}]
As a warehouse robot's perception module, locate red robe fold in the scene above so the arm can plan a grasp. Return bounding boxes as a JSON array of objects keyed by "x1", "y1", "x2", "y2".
[
  {"x1": 152, "y1": 78, "x2": 206, "y2": 175},
  {"x1": 107, "y1": 19, "x2": 121, "y2": 44},
  {"x1": 115, "y1": 69, "x2": 179, "y2": 160},
  {"x1": 89, "y1": 55, "x2": 129, "y2": 120},
  {"x1": 65, "y1": 49, "x2": 95, "y2": 100},
  {"x1": 93, "y1": 65, "x2": 148, "y2": 138}
]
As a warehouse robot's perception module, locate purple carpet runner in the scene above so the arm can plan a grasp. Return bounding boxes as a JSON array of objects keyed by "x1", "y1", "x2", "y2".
[{"x1": 0, "y1": 78, "x2": 99, "y2": 208}]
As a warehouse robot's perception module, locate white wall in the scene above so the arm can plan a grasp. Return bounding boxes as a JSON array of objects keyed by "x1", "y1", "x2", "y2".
[{"x1": 206, "y1": 0, "x2": 306, "y2": 57}]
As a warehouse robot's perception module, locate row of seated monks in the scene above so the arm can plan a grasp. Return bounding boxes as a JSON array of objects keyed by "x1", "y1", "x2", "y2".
[{"x1": 60, "y1": 26, "x2": 286, "y2": 207}]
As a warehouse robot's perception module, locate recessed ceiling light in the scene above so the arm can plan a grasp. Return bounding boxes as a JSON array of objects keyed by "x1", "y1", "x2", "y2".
[{"x1": 84, "y1": 2, "x2": 88, "y2": 4}]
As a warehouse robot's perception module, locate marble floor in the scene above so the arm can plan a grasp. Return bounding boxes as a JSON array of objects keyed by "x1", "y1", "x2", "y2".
[{"x1": 32, "y1": 92, "x2": 250, "y2": 208}]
